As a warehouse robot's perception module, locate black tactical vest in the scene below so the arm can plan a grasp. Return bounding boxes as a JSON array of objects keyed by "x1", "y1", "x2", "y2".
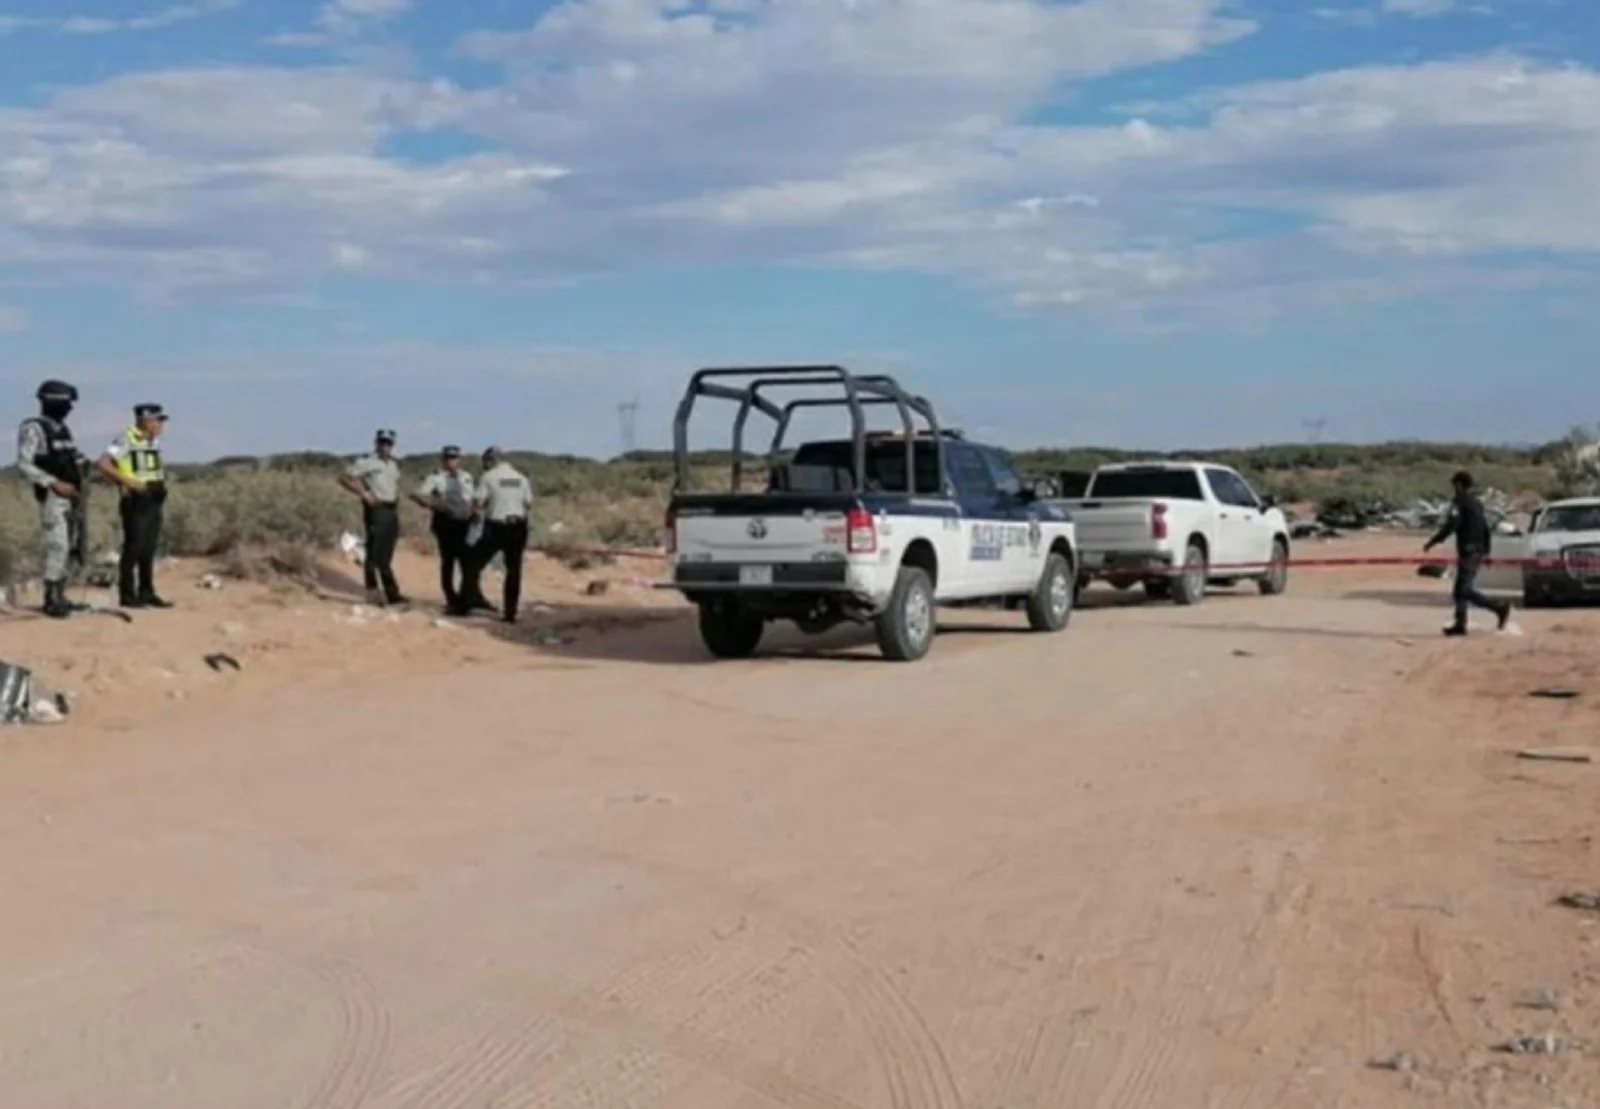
[{"x1": 22, "y1": 416, "x2": 79, "y2": 500}]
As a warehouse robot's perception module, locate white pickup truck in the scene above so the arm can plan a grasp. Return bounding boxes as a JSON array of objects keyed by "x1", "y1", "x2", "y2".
[
  {"x1": 1053, "y1": 460, "x2": 1291, "y2": 605},
  {"x1": 663, "y1": 366, "x2": 1079, "y2": 661}
]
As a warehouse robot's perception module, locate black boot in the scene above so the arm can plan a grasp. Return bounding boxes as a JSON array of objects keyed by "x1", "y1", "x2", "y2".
[
  {"x1": 139, "y1": 592, "x2": 173, "y2": 609},
  {"x1": 42, "y1": 581, "x2": 71, "y2": 619}
]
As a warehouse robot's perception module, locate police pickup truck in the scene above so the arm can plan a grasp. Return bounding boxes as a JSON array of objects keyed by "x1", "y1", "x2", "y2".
[{"x1": 662, "y1": 366, "x2": 1079, "y2": 661}]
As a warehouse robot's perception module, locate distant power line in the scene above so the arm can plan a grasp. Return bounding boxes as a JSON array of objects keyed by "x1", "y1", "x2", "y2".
[{"x1": 617, "y1": 394, "x2": 640, "y2": 454}]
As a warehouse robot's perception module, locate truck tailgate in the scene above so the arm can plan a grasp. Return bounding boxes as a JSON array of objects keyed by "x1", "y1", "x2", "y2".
[
  {"x1": 676, "y1": 510, "x2": 845, "y2": 562},
  {"x1": 1055, "y1": 500, "x2": 1158, "y2": 553}
]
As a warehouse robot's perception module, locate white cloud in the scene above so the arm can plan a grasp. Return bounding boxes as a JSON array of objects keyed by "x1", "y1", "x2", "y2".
[
  {"x1": 0, "y1": 0, "x2": 235, "y2": 36},
  {"x1": 272, "y1": 0, "x2": 411, "y2": 45},
  {"x1": 1381, "y1": 0, "x2": 1456, "y2": 16},
  {"x1": 0, "y1": 1, "x2": 1595, "y2": 320},
  {"x1": 0, "y1": 305, "x2": 26, "y2": 333}
]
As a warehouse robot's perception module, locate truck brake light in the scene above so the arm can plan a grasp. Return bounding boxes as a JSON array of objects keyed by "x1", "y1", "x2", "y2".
[
  {"x1": 1150, "y1": 502, "x2": 1168, "y2": 541},
  {"x1": 663, "y1": 506, "x2": 676, "y2": 554},
  {"x1": 846, "y1": 506, "x2": 877, "y2": 554}
]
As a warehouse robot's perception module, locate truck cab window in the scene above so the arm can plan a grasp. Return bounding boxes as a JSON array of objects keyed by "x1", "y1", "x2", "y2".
[
  {"x1": 949, "y1": 444, "x2": 997, "y2": 498},
  {"x1": 980, "y1": 447, "x2": 1025, "y2": 498}
]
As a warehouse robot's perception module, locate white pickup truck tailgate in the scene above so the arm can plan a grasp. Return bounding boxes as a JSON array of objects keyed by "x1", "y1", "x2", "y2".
[{"x1": 1059, "y1": 501, "x2": 1157, "y2": 552}]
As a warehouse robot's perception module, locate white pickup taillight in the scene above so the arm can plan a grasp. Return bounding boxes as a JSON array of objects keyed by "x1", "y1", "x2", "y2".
[
  {"x1": 1150, "y1": 502, "x2": 1168, "y2": 541},
  {"x1": 846, "y1": 506, "x2": 877, "y2": 554}
]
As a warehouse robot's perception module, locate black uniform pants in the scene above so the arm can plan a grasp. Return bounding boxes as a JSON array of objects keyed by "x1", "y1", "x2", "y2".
[
  {"x1": 118, "y1": 491, "x2": 164, "y2": 600},
  {"x1": 467, "y1": 518, "x2": 529, "y2": 618},
  {"x1": 431, "y1": 515, "x2": 470, "y2": 605},
  {"x1": 1452, "y1": 552, "x2": 1506, "y2": 627},
  {"x1": 363, "y1": 502, "x2": 402, "y2": 601}
]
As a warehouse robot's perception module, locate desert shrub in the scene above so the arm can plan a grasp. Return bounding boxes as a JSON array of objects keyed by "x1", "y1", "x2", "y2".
[{"x1": 162, "y1": 471, "x2": 353, "y2": 556}]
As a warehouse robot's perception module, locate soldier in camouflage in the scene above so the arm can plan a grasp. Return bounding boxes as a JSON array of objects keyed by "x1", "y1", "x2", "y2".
[{"x1": 15, "y1": 380, "x2": 87, "y2": 618}]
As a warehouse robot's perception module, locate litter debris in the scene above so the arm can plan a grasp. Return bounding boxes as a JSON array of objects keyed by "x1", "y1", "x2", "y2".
[
  {"x1": 338, "y1": 531, "x2": 365, "y2": 565},
  {"x1": 1231, "y1": 649, "x2": 1255, "y2": 658},
  {"x1": 197, "y1": 573, "x2": 223, "y2": 590},
  {"x1": 431, "y1": 617, "x2": 457, "y2": 630},
  {"x1": 1416, "y1": 564, "x2": 1447, "y2": 579},
  {"x1": 1369, "y1": 1051, "x2": 1418, "y2": 1073},
  {"x1": 531, "y1": 627, "x2": 571, "y2": 647},
  {"x1": 1554, "y1": 891, "x2": 1600, "y2": 912},
  {"x1": 585, "y1": 580, "x2": 611, "y2": 597},
  {"x1": 0, "y1": 660, "x2": 71, "y2": 726},
  {"x1": 85, "y1": 567, "x2": 116, "y2": 589},
  {"x1": 1516, "y1": 746, "x2": 1594, "y2": 763},
  {"x1": 1517, "y1": 988, "x2": 1562, "y2": 1012},
  {"x1": 203, "y1": 653, "x2": 242, "y2": 673},
  {"x1": 1498, "y1": 1033, "x2": 1576, "y2": 1056},
  {"x1": 1529, "y1": 687, "x2": 1580, "y2": 699}
]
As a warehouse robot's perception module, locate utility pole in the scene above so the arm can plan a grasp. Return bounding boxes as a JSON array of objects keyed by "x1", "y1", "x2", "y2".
[{"x1": 617, "y1": 394, "x2": 640, "y2": 455}]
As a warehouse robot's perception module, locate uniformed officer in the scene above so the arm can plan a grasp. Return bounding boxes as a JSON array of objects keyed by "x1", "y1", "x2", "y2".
[
  {"x1": 96, "y1": 403, "x2": 172, "y2": 609},
  {"x1": 463, "y1": 447, "x2": 534, "y2": 623},
  {"x1": 339, "y1": 429, "x2": 408, "y2": 606},
  {"x1": 16, "y1": 380, "x2": 87, "y2": 618},
  {"x1": 1423, "y1": 469, "x2": 1513, "y2": 636},
  {"x1": 409, "y1": 444, "x2": 481, "y2": 612}
]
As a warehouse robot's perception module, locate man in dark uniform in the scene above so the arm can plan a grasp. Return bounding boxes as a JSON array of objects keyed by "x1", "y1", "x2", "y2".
[
  {"x1": 409, "y1": 445, "x2": 484, "y2": 613},
  {"x1": 1424, "y1": 469, "x2": 1512, "y2": 637},
  {"x1": 15, "y1": 380, "x2": 88, "y2": 618},
  {"x1": 96, "y1": 403, "x2": 172, "y2": 609},
  {"x1": 463, "y1": 447, "x2": 534, "y2": 623}
]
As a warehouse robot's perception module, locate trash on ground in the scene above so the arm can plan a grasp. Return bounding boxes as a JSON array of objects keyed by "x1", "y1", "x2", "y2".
[
  {"x1": 338, "y1": 531, "x2": 365, "y2": 564},
  {"x1": 198, "y1": 573, "x2": 223, "y2": 590},
  {"x1": 203, "y1": 653, "x2": 242, "y2": 673},
  {"x1": 1231, "y1": 649, "x2": 1255, "y2": 658},
  {"x1": 1516, "y1": 746, "x2": 1594, "y2": 763},
  {"x1": 585, "y1": 579, "x2": 610, "y2": 596},
  {"x1": 1416, "y1": 564, "x2": 1447, "y2": 579},
  {"x1": 1369, "y1": 1051, "x2": 1417, "y2": 1073},
  {"x1": 1529, "y1": 687, "x2": 1580, "y2": 700},
  {"x1": 1554, "y1": 891, "x2": 1600, "y2": 912},
  {"x1": 1517, "y1": 988, "x2": 1562, "y2": 1012},
  {"x1": 0, "y1": 660, "x2": 71, "y2": 726},
  {"x1": 1499, "y1": 1033, "x2": 1576, "y2": 1056},
  {"x1": 531, "y1": 627, "x2": 571, "y2": 646}
]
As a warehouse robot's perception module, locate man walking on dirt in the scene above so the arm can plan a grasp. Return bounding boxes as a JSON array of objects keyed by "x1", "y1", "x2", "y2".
[
  {"x1": 1423, "y1": 470, "x2": 1512, "y2": 637},
  {"x1": 461, "y1": 447, "x2": 533, "y2": 623},
  {"x1": 339, "y1": 429, "x2": 408, "y2": 607}
]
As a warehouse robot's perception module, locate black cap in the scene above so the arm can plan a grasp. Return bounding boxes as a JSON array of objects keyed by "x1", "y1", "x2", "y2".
[
  {"x1": 482, "y1": 445, "x2": 500, "y2": 464},
  {"x1": 441, "y1": 444, "x2": 461, "y2": 459},
  {"x1": 36, "y1": 379, "x2": 78, "y2": 403},
  {"x1": 134, "y1": 403, "x2": 167, "y2": 421},
  {"x1": 375, "y1": 428, "x2": 396, "y2": 444},
  {"x1": 1451, "y1": 469, "x2": 1473, "y2": 489}
]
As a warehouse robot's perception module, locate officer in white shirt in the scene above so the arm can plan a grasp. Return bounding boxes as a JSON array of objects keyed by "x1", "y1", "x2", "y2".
[
  {"x1": 464, "y1": 446, "x2": 534, "y2": 623},
  {"x1": 409, "y1": 444, "x2": 489, "y2": 613},
  {"x1": 338, "y1": 428, "x2": 407, "y2": 606}
]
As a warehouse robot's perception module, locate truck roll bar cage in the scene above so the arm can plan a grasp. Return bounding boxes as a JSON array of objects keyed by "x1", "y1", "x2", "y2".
[{"x1": 671, "y1": 365, "x2": 946, "y2": 494}]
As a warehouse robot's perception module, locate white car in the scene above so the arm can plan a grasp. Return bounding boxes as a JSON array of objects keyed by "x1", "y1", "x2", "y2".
[
  {"x1": 663, "y1": 366, "x2": 1079, "y2": 661},
  {"x1": 1052, "y1": 460, "x2": 1292, "y2": 605},
  {"x1": 1489, "y1": 497, "x2": 1600, "y2": 607}
]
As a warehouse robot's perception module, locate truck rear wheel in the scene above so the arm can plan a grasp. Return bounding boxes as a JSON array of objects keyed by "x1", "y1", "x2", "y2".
[
  {"x1": 1026, "y1": 552, "x2": 1074, "y2": 632},
  {"x1": 875, "y1": 565, "x2": 935, "y2": 662},
  {"x1": 698, "y1": 599, "x2": 764, "y2": 659},
  {"x1": 1171, "y1": 542, "x2": 1208, "y2": 606}
]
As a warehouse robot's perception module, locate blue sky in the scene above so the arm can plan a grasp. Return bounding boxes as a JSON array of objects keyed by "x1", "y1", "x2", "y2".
[{"x1": 1, "y1": 0, "x2": 1597, "y2": 460}]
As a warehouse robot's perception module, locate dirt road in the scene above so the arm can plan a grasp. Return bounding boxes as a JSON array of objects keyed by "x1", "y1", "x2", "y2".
[{"x1": 2, "y1": 541, "x2": 1597, "y2": 1107}]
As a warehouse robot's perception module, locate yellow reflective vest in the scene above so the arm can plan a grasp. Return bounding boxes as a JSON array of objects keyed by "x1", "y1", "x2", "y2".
[{"x1": 113, "y1": 427, "x2": 165, "y2": 488}]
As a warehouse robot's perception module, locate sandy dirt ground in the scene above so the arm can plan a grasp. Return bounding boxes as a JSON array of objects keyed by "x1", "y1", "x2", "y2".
[{"x1": 1, "y1": 533, "x2": 1597, "y2": 1108}]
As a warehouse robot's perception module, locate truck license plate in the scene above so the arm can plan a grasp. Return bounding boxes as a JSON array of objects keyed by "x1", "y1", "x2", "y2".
[{"x1": 739, "y1": 564, "x2": 774, "y2": 586}]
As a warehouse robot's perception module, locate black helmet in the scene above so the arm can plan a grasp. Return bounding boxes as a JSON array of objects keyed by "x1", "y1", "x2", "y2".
[{"x1": 35, "y1": 379, "x2": 78, "y2": 404}]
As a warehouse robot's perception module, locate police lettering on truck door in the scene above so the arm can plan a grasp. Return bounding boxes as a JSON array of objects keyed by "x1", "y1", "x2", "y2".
[{"x1": 969, "y1": 521, "x2": 1031, "y2": 561}]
